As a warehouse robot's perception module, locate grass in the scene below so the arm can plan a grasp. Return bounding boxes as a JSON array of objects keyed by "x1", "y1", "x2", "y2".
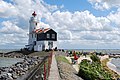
[
  {"x1": 56, "y1": 56, "x2": 70, "y2": 64},
  {"x1": 101, "y1": 58, "x2": 120, "y2": 79},
  {"x1": 28, "y1": 51, "x2": 51, "y2": 57}
]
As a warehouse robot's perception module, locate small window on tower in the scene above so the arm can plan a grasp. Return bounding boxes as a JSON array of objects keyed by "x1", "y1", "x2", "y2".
[
  {"x1": 36, "y1": 23, "x2": 37, "y2": 26},
  {"x1": 47, "y1": 34, "x2": 50, "y2": 38},
  {"x1": 32, "y1": 34, "x2": 33, "y2": 38},
  {"x1": 35, "y1": 34, "x2": 37, "y2": 38}
]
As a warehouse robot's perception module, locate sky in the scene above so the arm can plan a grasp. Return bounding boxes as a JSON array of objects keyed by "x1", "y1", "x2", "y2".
[{"x1": 0, "y1": 0, "x2": 120, "y2": 49}]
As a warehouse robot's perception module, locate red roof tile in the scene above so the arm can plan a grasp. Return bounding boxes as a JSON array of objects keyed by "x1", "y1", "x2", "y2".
[{"x1": 33, "y1": 28, "x2": 50, "y2": 33}]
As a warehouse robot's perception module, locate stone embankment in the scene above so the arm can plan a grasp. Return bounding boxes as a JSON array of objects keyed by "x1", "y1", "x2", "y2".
[
  {"x1": 0, "y1": 51, "x2": 50, "y2": 80},
  {"x1": 55, "y1": 51, "x2": 83, "y2": 80}
]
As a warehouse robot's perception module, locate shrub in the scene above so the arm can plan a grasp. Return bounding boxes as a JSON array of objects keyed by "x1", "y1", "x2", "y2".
[
  {"x1": 90, "y1": 54, "x2": 100, "y2": 63},
  {"x1": 78, "y1": 58, "x2": 112, "y2": 80}
]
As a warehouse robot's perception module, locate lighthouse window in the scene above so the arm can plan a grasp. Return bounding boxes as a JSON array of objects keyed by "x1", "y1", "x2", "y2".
[
  {"x1": 52, "y1": 34, "x2": 55, "y2": 39},
  {"x1": 32, "y1": 34, "x2": 33, "y2": 38},
  {"x1": 36, "y1": 23, "x2": 37, "y2": 26},
  {"x1": 35, "y1": 34, "x2": 36, "y2": 38},
  {"x1": 47, "y1": 34, "x2": 50, "y2": 38}
]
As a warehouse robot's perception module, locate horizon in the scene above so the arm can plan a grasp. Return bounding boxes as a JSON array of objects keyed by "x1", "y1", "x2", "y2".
[
  {"x1": 1, "y1": 48, "x2": 120, "y2": 50},
  {"x1": 0, "y1": 0, "x2": 120, "y2": 49}
]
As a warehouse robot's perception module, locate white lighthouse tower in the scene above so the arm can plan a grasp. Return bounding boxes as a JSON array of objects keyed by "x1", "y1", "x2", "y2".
[{"x1": 28, "y1": 11, "x2": 38, "y2": 50}]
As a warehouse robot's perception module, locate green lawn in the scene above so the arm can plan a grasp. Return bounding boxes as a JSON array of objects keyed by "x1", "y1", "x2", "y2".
[
  {"x1": 56, "y1": 56, "x2": 70, "y2": 64},
  {"x1": 28, "y1": 51, "x2": 50, "y2": 57}
]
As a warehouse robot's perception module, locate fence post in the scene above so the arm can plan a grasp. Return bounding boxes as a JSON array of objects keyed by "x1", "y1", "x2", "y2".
[
  {"x1": 44, "y1": 62, "x2": 46, "y2": 80},
  {"x1": 47, "y1": 52, "x2": 52, "y2": 78},
  {"x1": 48, "y1": 57, "x2": 50, "y2": 76}
]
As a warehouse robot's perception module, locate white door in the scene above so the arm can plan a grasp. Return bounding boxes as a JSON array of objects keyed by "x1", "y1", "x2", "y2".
[{"x1": 48, "y1": 42, "x2": 53, "y2": 49}]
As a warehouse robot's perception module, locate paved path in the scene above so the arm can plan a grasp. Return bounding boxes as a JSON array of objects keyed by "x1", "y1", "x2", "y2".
[{"x1": 48, "y1": 52, "x2": 60, "y2": 80}]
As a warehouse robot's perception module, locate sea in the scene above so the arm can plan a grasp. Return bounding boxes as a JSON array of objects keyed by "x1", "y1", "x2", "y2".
[
  {"x1": 110, "y1": 58, "x2": 120, "y2": 74},
  {"x1": 0, "y1": 49, "x2": 21, "y2": 67},
  {"x1": 0, "y1": 57, "x2": 23, "y2": 67},
  {"x1": 0, "y1": 49, "x2": 19, "y2": 53}
]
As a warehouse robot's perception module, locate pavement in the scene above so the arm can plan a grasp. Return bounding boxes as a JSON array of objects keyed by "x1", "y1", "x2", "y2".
[{"x1": 48, "y1": 52, "x2": 60, "y2": 80}]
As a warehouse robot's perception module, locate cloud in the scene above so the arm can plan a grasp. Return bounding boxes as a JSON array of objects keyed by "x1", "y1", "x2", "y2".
[
  {"x1": 0, "y1": 0, "x2": 19, "y2": 18},
  {"x1": 88, "y1": 0, "x2": 120, "y2": 10},
  {"x1": 0, "y1": 20, "x2": 28, "y2": 49},
  {"x1": 0, "y1": 21, "x2": 25, "y2": 34},
  {"x1": 0, "y1": 0, "x2": 120, "y2": 49},
  {"x1": 107, "y1": 11, "x2": 120, "y2": 26},
  {"x1": 46, "y1": 10, "x2": 113, "y2": 32},
  {"x1": 58, "y1": 30, "x2": 72, "y2": 40}
]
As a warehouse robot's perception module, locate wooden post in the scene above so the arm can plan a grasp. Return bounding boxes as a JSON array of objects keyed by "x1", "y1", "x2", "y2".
[
  {"x1": 44, "y1": 62, "x2": 46, "y2": 80},
  {"x1": 48, "y1": 57, "x2": 50, "y2": 76}
]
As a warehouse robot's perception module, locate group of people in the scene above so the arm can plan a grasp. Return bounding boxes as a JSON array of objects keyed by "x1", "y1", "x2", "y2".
[
  {"x1": 66, "y1": 50, "x2": 89, "y2": 64},
  {"x1": 0, "y1": 54, "x2": 42, "y2": 80}
]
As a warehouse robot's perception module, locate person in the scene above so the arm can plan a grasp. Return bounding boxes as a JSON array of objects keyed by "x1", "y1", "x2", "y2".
[{"x1": 73, "y1": 51, "x2": 78, "y2": 64}]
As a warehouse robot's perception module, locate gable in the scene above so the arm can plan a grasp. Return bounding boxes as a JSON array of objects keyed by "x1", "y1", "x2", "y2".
[
  {"x1": 45, "y1": 29, "x2": 57, "y2": 34},
  {"x1": 36, "y1": 29, "x2": 57, "y2": 41}
]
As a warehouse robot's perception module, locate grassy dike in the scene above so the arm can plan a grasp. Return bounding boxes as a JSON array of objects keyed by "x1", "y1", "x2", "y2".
[
  {"x1": 56, "y1": 56, "x2": 70, "y2": 64},
  {"x1": 101, "y1": 58, "x2": 120, "y2": 79},
  {"x1": 55, "y1": 53, "x2": 83, "y2": 80}
]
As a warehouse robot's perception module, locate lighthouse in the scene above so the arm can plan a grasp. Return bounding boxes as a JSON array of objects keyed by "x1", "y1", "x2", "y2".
[
  {"x1": 28, "y1": 11, "x2": 38, "y2": 50},
  {"x1": 27, "y1": 11, "x2": 57, "y2": 51}
]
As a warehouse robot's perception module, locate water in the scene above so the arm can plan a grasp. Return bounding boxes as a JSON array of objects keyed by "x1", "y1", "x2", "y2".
[
  {"x1": 0, "y1": 57, "x2": 23, "y2": 67},
  {"x1": 68, "y1": 49, "x2": 120, "y2": 54},
  {"x1": 0, "y1": 49, "x2": 19, "y2": 53},
  {"x1": 0, "y1": 49, "x2": 22, "y2": 67},
  {"x1": 111, "y1": 58, "x2": 120, "y2": 73}
]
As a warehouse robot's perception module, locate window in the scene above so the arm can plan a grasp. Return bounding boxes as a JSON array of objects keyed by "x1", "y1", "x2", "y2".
[
  {"x1": 35, "y1": 34, "x2": 37, "y2": 38},
  {"x1": 36, "y1": 23, "x2": 37, "y2": 26},
  {"x1": 47, "y1": 34, "x2": 50, "y2": 38},
  {"x1": 52, "y1": 34, "x2": 55, "y2": 39},
  {"x1": 32, "y1": 34, "x2": 33, "y2": 38}
]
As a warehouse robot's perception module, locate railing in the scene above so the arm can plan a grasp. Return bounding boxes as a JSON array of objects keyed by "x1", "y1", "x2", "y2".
[{"x1": 26, "y1": 52, "x2": 52, "y2": 80}]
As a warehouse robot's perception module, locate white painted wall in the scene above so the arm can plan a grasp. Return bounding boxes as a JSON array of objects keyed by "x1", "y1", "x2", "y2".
[
  {"x1": 34, "y1": 41, "x2": 44, "y2": 51},
  {"x1": 34, "y1": 41, "x2": 57, "y2": 51}
]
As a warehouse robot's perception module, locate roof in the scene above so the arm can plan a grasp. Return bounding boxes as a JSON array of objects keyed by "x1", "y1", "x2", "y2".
[{"x1": 33, "y1": 28, "x2": 51, "y2": 33}]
